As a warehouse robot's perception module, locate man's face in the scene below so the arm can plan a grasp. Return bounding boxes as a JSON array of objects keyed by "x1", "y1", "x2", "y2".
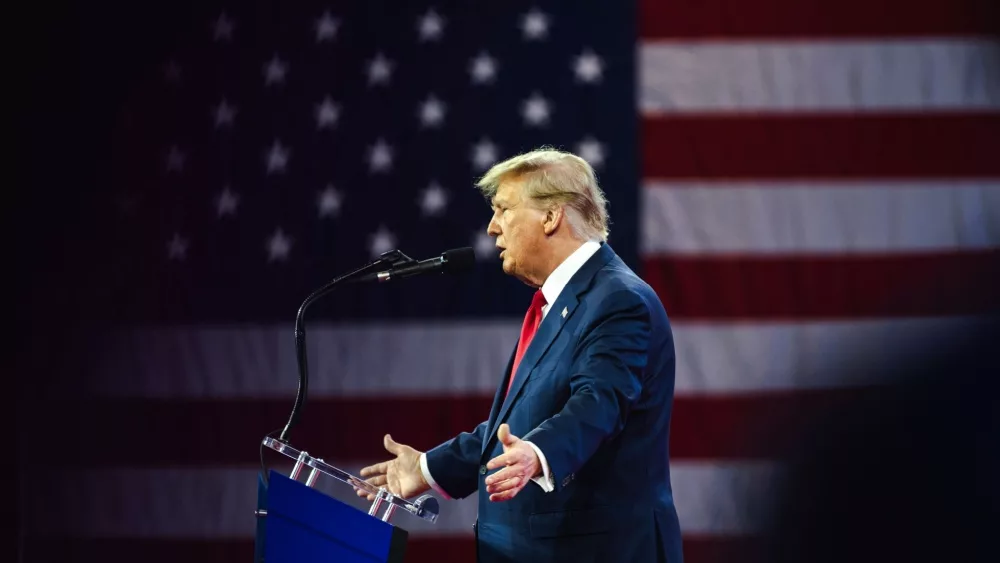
[{"x1": 486, "y1": 177, "x2": 547, "y2": 285}]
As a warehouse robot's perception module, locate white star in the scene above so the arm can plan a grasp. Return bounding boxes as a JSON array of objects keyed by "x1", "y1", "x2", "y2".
[
  {"x1": 520, "y1": 8, "x2": 549, "y2": 40},
  {"x1": 315, "y1": 10, "x2": 339, "y2": 42},
  {"x1": 576, "y1": 137, "x2": 606, "y2": 168},
  {"x1": 418, "y1": 94, "x2": 446, "y2": 127},
  {"x1": 417, "y1": 8, "x2": 445, "y2": 41},
  {"x1": 469, "y1": 52, "x2": 497, "y2": 84},
  {"x1": 263, "y1": 54, "x2": 288, "y2": 85},
  {"x1": 368, "y1": 138, "x2": 393, "y2": 173},
  {"x1": 471, "y1": 138, "x2": 499, "y2": 171},
  {"x1": 213, "y1": 12, "x2": 235, "y2": 41},
  {"x1": 317, "y1": 185, "x2": 343, "y2": 217},
  {"x1": 521, "y1": 92, "x2": 551, "y2": 126},
  {"x1": 367, "y1": 53, "x2": 393, "y2": 85},
  {"x1": 315, "y1": 96, "x2": 340, "y2": 129},
  {"x1": 573, "y1": 50, "x2": 603, "y2": 83},
  {"x1": 473, "y1": 231, "x2": 497, "y2": 260},
  {"x1": 419, "y1": 182, "x2": 448, "y2": 216},
  {"x1": 216, "y1": 186, "x2": 240, "y2": 217},
  {"x1": 165, "y1": 145, "x2": 185, "y2": 173},
  {"x1": 267, "y1": 228, "x2": 292, "y2": 262},
  {"x1": 212, "y1": 98, "x2": 237, "y2": 128},
  {"x1": 164, "y1": 59, "x2": 181, "y2": 84},
  {"x1": 369, "y1": 225, "x2": 397, "y2": 258},
  {"x1": 167, "y1": 233, "x2": 188, "y2": 260},
  {"x1": 265, "y1": 140, "x2": 290, "y2": 174}
]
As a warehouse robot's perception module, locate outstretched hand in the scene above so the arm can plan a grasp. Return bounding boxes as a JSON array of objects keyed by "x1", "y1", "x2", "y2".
[
  {"x1": 485, "y1": 424, "x2": 541, "y2": 502},
  {"x1": 356, "y1": 434, "x2": 430, "y2": 501}
]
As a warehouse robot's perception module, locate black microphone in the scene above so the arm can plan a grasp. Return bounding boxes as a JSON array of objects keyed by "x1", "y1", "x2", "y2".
[{"x1": 357, "y1": 247, "x2": 476, "y2": 283}]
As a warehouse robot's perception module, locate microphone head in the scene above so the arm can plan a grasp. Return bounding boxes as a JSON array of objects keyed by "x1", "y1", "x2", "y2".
[{"x1": 442, "y1": 247, "x2": 476, "y2": 274}]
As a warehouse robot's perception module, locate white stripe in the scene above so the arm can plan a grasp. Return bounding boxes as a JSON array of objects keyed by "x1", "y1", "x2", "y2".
[
  {"x1": 642, "y1": 180, "x2": 1000, "y2": 255},
  {"x1": 640, "y1": 39, "x2": 1000, "y2": 113},
  {"x1": 86, "y1": 317, "x2": 982, "y2": 398},
  {"x1": 25, "y1": 462, "x2": 776, "y2": 538}
]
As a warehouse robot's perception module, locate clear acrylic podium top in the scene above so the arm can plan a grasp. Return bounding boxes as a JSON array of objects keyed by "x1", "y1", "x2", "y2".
[{"x1": 262, "y1": 436, "x2": 440, "y2": 525}]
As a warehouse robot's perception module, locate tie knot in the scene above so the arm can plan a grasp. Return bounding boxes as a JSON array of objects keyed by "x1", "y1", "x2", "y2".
[{"x1": 531, "y1": 289, "x2": 546, "y2": 310}]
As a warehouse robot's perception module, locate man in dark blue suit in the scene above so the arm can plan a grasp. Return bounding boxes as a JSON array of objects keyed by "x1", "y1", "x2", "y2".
[{"x1": 359, "y1": 148, "x2": 683, "y2": 562}]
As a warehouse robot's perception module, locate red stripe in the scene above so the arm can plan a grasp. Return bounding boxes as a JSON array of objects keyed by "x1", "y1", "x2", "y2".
[
  {"x1": 644, "y1": 251, "x2": 1000, "y2": 320},
  {"x1": 40, "y1": 391, "x2": 865, "y2": 466},
  {"x1": 642, "y1": 114, "x2": 1000, "y2": 179},
  {"x1": 639, "y1": 0, "x2": 999, "y2": 38},
  {"x1": 21, "y1": 536, "x2": 767, "y2": 563}
]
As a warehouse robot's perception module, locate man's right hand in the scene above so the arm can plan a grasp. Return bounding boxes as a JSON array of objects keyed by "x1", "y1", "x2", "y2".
[{"x1": 356, "y1": 434, "x2": 430, "y2": 501}]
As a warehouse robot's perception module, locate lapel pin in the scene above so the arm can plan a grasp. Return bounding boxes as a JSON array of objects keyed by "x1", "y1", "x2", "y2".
[{"x1": 561, "y1": 307, "x2": 568, "y2": 318}]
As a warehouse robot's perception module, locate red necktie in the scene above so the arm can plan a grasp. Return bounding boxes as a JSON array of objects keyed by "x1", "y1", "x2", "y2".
[{"x1": 505, "y1": 289, "x2": 547, "y2": 398}]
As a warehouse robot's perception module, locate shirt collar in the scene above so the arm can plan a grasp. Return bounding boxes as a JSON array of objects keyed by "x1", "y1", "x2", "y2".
[{"x1": 540, "y1": 240, "x2": 602, "y2": 308}]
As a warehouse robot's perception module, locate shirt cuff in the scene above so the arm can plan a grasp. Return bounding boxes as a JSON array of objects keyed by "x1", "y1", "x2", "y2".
[
  {"x1": 523, "y1": 440, "x2": 555, "y2": 492},
  {"x1": 419, "y1": 452, "x2": 453, "y2": 500}
]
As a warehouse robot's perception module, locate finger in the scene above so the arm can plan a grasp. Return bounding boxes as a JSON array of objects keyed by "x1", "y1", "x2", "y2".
[
  {"x1": 365, "y1": 475, "x2": 388, "y2": 488},
  {"x1": 383, "y1": 434, "x2": 404, "y2": 455},
  {"x1": 486, "y1": 452, "x2": 514, "y2": 470},
  {"x1": 497, "y1": 423, "x2": 519, "y2": 446},
  {"x1": 489, "y1": 487, "x2": 521, "y2": 502},
  {"x1": 484, "y1": 465, "x2": 520, "y2": 486},
  {"x1": 359, "y1": 462, "x2": 389, "y2": 477},
  {"x1": 486, "y1": 476, "x2": 522, "y2": 494}
]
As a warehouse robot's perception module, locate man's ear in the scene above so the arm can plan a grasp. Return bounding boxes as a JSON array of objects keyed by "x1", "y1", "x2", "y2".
[{"x1": 543, "y1": 206, "x2": 563, "y2": 236}]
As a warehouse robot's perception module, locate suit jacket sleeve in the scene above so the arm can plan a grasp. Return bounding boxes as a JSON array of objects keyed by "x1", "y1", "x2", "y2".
[
  {"x1": 422, "y1": 419, "x2": 489, "y2": 500},
  {"x1": 521, "y1": 289, "x2": 650, "y2": 492}
]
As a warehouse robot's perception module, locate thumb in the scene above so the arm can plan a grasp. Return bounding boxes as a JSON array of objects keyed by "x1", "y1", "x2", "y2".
[
  {"x1": 384, "y1": 434, "x2": 403, "y2": 455},
  {"x1": 497, "y1": 423, "x2": 519, "y2": 446}
]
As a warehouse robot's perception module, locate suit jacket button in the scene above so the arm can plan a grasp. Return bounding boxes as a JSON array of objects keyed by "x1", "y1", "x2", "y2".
[{"x1": 479, "y1": 465, "x2": 488, "y2": 475}]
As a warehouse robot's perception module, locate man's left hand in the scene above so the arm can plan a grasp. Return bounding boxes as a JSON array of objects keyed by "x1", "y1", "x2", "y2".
[{"x1": 485, "y1": 423, "x2": 540, "y2": 502}]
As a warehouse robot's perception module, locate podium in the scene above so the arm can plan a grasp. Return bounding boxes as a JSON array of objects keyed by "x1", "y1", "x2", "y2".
[{"x1": 255, "y1": 437, "x2": 440, "y2": 563}]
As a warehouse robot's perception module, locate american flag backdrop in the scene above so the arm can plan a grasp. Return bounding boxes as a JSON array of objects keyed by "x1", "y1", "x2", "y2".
[{"x1": 20, "y1": 0, "x2": 1000, "y2": 562}]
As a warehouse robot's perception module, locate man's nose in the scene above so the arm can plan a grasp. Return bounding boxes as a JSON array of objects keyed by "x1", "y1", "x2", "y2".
[{"x1": 487, "y1": 216, "x2": 500, "y2": 236}]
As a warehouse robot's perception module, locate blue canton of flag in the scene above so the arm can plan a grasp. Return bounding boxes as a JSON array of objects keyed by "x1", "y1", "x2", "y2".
[{"x1": 107, "y1": 0, "x2": 638, "y2": 323}]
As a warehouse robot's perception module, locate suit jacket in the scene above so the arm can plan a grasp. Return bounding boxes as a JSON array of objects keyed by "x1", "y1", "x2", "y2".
[{"x1": 424, "y1": 243, "x2": 684, "y2": 563}]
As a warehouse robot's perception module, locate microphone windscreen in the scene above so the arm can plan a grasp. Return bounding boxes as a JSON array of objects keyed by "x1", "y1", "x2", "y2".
[{"x1": 442, "y1": 247, "x2": 476, "y2": 274}]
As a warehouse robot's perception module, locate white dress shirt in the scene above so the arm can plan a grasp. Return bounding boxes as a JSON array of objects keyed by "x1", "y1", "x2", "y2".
[{"x1": 419, "y1": 240, "x2": 602, "y2": 498}]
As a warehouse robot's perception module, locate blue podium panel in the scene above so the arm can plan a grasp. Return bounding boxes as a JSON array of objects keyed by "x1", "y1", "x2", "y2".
[{"x1": 263, "y1": 471, "x2": 407, "y2": 563}]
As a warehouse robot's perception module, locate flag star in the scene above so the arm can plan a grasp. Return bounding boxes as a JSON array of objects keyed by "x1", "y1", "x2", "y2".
[
  {"x1": 573, "y1": 50, "x2": 604, "y2": 83},
  {"x1": 315, "y1": 10, "x2": 339, "y2": 42},
  {"x1": 368, "y1": 138, "x2": 393, "y2": 173},
  {"x1": 469, "y1": 52, "x2": 497, "y2": 84},
  {"x1": 315, "y1": 96, "x2": 340, "y2": 129},
  {"x1": 265, "y1": 140, "x2": 290, "y2": 174},
  {"x1": 167, "y1": 233, "x2": 188, "y2": 260},
  {"x1": 419, "y1": 182, "x2": 448, "y2": 216},
  {"x1": 317, "y1": 185, "x2": 343, "y2": 217},
  {"x1": 165, "y1": 145, "x2": 185, "y2": 172},
  {"x1": 263, "y1": 54, "x2": 288, "y2": 85},
  {"x1": 164, "y1": 59, "x2": 182, "y2": 84},
  {"x1": 212, "y1": 12, "x2": 235, "y2": 42},
  {"x1": 367, "y1": 53, "x2": 393, "y2": 85},
  {"x1": 418, "y1": 94, "x2": 446, "y2": 127},
  {"x1": 215, "y1": 186, "x2": 240, "y2": 217},
  {"x1": 576, "y1": 137, "x2": 606, "y2": 168},
  {"x1": 471, "y1": 138, "x2": 499, "y2": 171},
  {"x1": 417, "y1": 8, "x2": 445, "y2": 41},
  {"x1": 212, "y1": 98, "x2": 237, "y2": 128},
  {"x1": 520, "y1": 8, "x2": 549, "y2": 40},
  {"x1": 473, "y1": 231, "x2": 497, "y2": 260},
  {"x1": 267, "y1": 228, "x2": 292, "y2": 262},
  {"x1": 521, "y1": 92, "x2": 551, "y2": 126},
  {"x1": 369, "y1": 225, "x2": 397, "y2": 258}
]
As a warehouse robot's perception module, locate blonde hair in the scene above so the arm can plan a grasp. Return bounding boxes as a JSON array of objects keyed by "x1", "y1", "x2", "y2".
[{"x1": 475, "y1": 146, "x2": 609, "y2": 241}]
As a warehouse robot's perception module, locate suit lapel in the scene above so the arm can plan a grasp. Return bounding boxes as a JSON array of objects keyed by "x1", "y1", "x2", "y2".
[
  {"x1": 484, "y1": 243, "x2": 619, "y2": 448},
  {"x1": 487, "y1": 290, "x2": 580, "y2": 439}
]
